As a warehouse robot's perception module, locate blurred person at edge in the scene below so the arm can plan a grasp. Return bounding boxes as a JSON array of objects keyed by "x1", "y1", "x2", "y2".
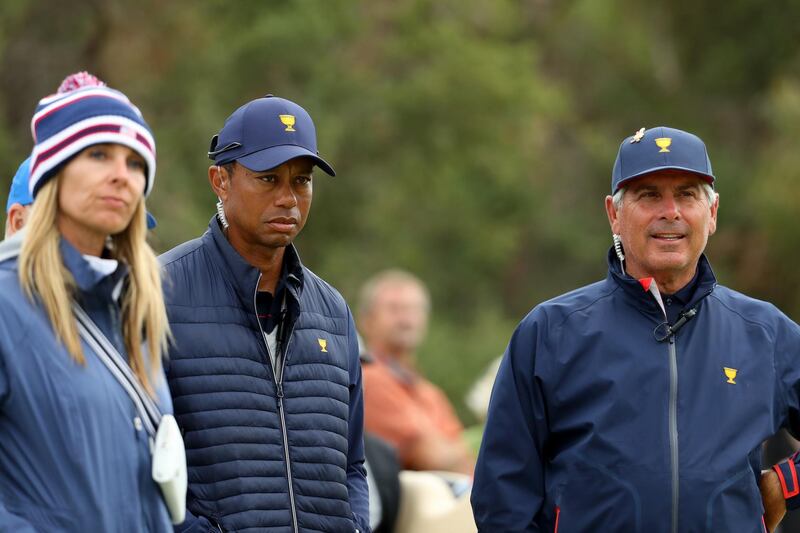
[
  {"x1": 0, "y1": 72, "x2": 173, "y2": 531},
  {"x1": 5, "y1": 157, "x2": 33, "y2": 238},
  {"x1": 472, "y1": 126, "x2": 800, "y2": 533},
  {"x1": 160, "y1": 95, "x2": 370, "y2": 533},
  {"x1": 358, "y1": 269, "x2": 475, "y2": 475}
]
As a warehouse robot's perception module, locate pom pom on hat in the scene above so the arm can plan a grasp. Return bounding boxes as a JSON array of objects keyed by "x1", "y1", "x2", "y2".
[
  {"x1": 57, "y1": 71, "x2": 106, "y2": 93},
  {"x1": 28, "y1": 71, "x2": 156, "y2": 199}
]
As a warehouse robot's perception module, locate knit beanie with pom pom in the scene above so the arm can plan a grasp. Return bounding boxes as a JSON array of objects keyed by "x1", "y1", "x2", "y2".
[{"x1": 28, "y1": 72, "x2": 156, "y2": 198}]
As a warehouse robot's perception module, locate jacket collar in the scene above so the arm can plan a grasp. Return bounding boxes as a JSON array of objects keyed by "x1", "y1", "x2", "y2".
[
  {"x1": 59, "y1": 238, "x2": 128, "y2": 300},
  {"x1": 202, "y1": 216, "x2": 305, "y2": 313},
  {"x1": 606, "y1": 246, "x2": 717, "y2": 315},
  {"x1": 0, "y1": 229, "x2": 127, "y2": 301},
  {"x1": 0, "y1": 227, "x2": 25, "y2": 263}
]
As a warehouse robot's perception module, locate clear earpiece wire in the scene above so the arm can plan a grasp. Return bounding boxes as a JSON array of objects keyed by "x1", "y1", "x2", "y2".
[
  {"x1": 216, "y1": 198, "x2": 229, "y2": 230},
  {"x1": 612, "y1": 234, "x2": 625, "y2": 274}
]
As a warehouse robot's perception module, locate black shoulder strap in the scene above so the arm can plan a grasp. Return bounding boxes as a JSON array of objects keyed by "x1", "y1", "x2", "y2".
[{"x1": 72, "y1": 303, "x2": 161, "y2": 438}]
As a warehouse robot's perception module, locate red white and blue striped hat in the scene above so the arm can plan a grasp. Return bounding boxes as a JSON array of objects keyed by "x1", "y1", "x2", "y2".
[{"x1": 29, "y1": 72, "x2": 156, "y2": 198}]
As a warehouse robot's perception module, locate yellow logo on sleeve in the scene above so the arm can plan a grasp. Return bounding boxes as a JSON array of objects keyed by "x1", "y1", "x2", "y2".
[
  {"x1": 318, "y1": 338, "x2": 328, "y2": 352},
  {"x1": 723, "y1": 367, "x2": 738, "y2": 384}
]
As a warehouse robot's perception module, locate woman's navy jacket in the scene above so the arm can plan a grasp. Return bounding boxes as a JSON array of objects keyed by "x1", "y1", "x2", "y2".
[
  {"x1": 473, "y1": 250, "x2": 800, "y2": 532},
  {"x1": 161, "y1": 218, "x2": 369, "y2": 533},
  {"x1": 0, "y1": 234, "x2": 172, "y2": 532}
]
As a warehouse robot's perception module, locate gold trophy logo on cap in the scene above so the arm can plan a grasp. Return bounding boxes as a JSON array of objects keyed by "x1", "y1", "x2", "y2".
[
  {"x1": 655, "y1": 137, "x2": 672, "y2": 153},
  {"x1": 279, "y1": 114, "x2": 296, "y2": 132}
]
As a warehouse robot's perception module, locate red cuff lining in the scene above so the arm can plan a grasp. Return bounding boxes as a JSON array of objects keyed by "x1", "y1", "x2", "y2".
[{"x1": 773, "y1": 462, "x2": 800, "y2": 499}]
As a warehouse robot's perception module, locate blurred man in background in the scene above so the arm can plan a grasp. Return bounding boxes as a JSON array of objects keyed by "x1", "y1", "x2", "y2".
[
  {"x1": 4, "y1": 157, "x2": 32, "y2": 238},
  {"x1": 472, "y1": 126, "x2": 800, "y2": 532},
  {"x1": 359, "y1": 269, "x2": 475, "y2": 475},
  {"x1": 161, "y1": 95, "x2": 370, "y2": 533}
]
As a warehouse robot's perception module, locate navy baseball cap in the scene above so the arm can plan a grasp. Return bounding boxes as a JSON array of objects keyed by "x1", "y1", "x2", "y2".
[
  {"x1": 611, "y1": 126, "x2": 714, "y2": 194},
  {"x1": 208, "y1": 95, "x2": 335, "y2": 176},
  {"x1": 7, "y1": 157, "x2": 33, "y2": 212}
]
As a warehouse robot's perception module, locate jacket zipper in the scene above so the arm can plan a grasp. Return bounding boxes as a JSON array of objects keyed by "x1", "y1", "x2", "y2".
[
  {"x1": 664, "y1": 303, "x2": 705, "y2": 533},
  {"x1": 656, "y1": 298, "x2": 680, "y2": 533},
  {"x1": 645, "y1": 285, "x2": 710, "y2": 533},
  {"x1": 253, "y1": 275, "x2": 299, "y2": 533},
  {"x1": 668, "y1": 335, "x2": 679, "y2": 533},
  {"x1": 649, "y1": 288, "x2": 681, "y2": 533},
  {"x1": 278, "y1": 322, "x2": 297, "y2": 533}
]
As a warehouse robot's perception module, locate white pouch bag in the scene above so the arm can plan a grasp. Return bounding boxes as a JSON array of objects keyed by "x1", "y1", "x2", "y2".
[{"x1": 152, "y1": 414, "x2": 187, "y2": 524}]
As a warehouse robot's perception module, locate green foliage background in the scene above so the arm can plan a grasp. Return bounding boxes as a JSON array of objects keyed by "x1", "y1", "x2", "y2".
[{"x1": 2, "y1": 0, "x2": 800, "y2": 423}]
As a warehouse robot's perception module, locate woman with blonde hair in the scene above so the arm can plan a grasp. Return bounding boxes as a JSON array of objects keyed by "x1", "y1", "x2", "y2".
[{"x1": 0, "y1": 72, "x2": 178, "y2": 532}]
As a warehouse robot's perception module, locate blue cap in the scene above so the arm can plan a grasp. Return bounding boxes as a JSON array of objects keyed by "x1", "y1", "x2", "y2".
[
  {"x1": 208, "y1": 95, "x2": 335, "y2": 176},
  {"x1": 7, "y1": 157, "x2": 33, "y2": 212},
  {"x1": 611, "y1": 126, "x2": 714, "y2": 194}
]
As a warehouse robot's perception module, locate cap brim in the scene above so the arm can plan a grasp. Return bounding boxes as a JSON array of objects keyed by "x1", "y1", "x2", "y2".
[
  {"x1": 617, "y1": 165, "x2": 714, "y2": 191},
  {"x1": 236, "y1": 145, "x2": 335, "y2": 176}
]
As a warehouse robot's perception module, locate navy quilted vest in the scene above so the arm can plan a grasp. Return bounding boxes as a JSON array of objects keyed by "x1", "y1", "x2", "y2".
[{"x1": 161, "y1": 219, "x2": 368, "y2": 532}]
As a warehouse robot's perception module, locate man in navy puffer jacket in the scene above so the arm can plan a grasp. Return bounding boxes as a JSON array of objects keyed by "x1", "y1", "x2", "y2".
[
  {"x1": 472, "y1": 126, "x2": 800, "y2": 532},
  {"x1": 161, "y1": 95, "x2": 370, "y2": 533}
]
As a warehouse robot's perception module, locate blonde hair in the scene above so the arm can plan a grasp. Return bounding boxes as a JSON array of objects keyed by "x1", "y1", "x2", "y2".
[{"x1": 19, "y1": 177, "x2": 170, "y2": 396}]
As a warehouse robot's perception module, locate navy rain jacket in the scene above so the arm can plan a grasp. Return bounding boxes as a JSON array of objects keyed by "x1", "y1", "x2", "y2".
[
  {"x1": 472, "y1": 250, "x2": 800, "y2": 533},
  {"x1": 161, "y1": 218, "x2": 370, "y2": 533},
  {"x1": 0, "y1": 233, "x2": 173, "y2": 532}
]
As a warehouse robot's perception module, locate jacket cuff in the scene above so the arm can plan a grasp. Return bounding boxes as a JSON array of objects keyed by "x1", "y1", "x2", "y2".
[{"x1": 773, "y1": 452, "x2": 800, "y2": 510}]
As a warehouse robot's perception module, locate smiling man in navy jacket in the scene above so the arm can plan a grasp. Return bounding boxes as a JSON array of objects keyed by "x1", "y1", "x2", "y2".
[
  {"x1": 472, "y1": 126, "x2": 800, "y2": 533},
  {"x1": 161, "y1": 95, "x2": 369, "y2": 533}
]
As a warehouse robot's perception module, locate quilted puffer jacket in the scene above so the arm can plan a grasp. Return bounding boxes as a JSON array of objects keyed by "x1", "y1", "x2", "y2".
[{"x1": 161, "y1": 218, "x2": 369, "y2": 533}]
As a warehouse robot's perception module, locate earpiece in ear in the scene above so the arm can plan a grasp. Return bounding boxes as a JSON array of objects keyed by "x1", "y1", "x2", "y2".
[{"x1": 217, "y1": 166, "x2": 226, "y2": 190}]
